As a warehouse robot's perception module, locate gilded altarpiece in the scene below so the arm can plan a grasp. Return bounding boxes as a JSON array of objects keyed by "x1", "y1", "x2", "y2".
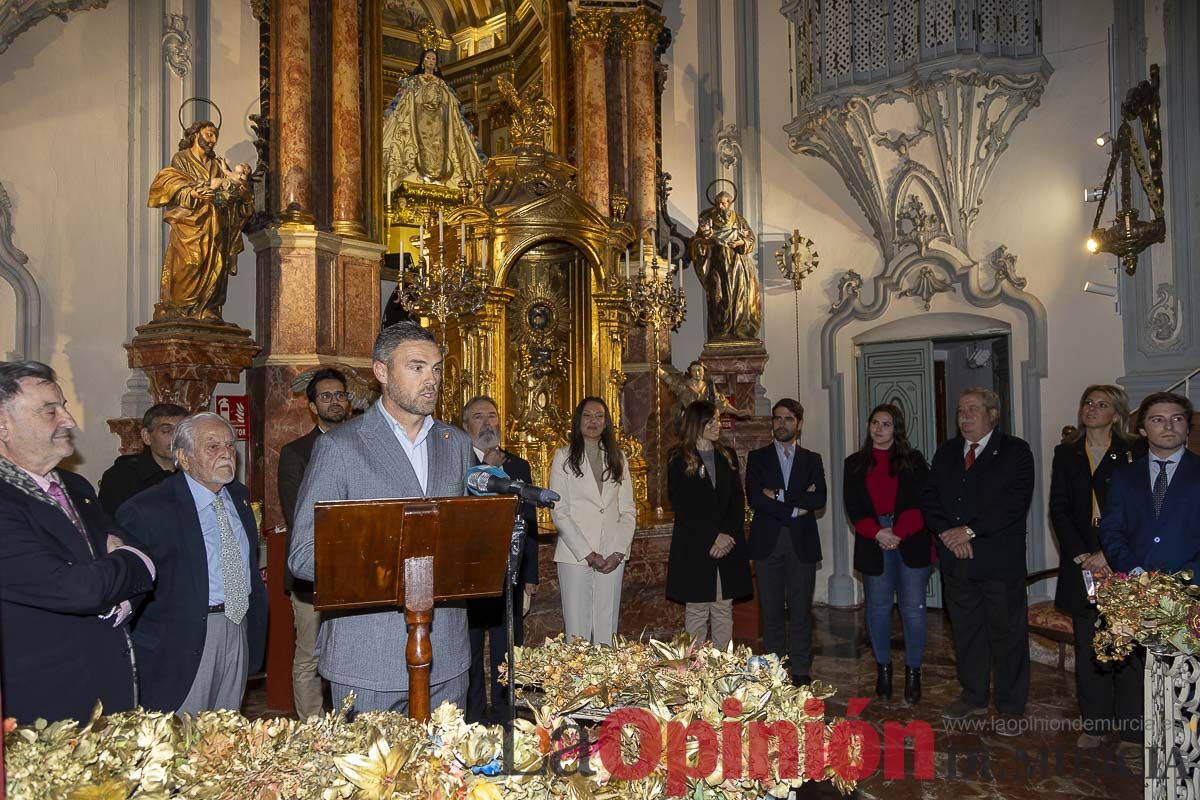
[{"x1": 432, "y1": 136, "x2": 650, "y2": 527}]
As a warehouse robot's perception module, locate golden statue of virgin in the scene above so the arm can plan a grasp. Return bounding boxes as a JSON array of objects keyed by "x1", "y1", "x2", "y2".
[{"x1": 382, "y1": 49, "x2": 484, "y2": 188}]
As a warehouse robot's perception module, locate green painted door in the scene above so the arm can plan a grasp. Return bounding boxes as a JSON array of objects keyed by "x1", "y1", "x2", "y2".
[{"x1": 855, "y1": 339, "x2": 941, "y2": 608}]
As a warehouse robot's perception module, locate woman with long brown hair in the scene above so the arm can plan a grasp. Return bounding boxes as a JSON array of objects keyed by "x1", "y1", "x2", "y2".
[
  {"x1": 842, "y1": 403, "x2": 932, "y2": 703},
  {"x1": 665, "y1": 401, "x2": 751, "y2": 650},
  {"x1": 1049, "y1": 383, "x2": 1143, "y2": 748},
  {"x1": 549, "y1": 397, "x2": 635, "y2": 645}
]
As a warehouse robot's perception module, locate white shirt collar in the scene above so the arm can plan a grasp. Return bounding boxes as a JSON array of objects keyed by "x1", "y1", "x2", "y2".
[
  {"x1": 377, "y1": 400, "x2": 435, "y2": 447},
  {"x1": 1150, "y1": 446, "x2": 1185, "y2": 465},
  {"x1": 964, "y1": 429, "x2": 994, "y2": 453}
]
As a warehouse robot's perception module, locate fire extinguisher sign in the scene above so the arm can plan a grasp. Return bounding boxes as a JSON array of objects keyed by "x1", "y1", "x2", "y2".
[{"x1": 215, "y1": 395, "x2": 250, "y2": 486}]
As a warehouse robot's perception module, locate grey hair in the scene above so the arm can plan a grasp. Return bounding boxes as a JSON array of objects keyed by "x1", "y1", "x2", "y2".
[
  {"x1": 0, "y1": 360, "x2": 56, "y2": 408},
  {"x1": 372, "y1": 321, "x2": 436, "y2": 364},
  {"x1": 461, "y1": 394, "x2": 499, "y2": 422},
  {"x1": 171, "y1": 412, "x2": 235, "y2": 458},
  {"x1": 960, "y1": 386, "x2": 1001, "y2": 416}
]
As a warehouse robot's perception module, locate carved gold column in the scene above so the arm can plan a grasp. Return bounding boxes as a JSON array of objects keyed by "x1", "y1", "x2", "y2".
[
  {"x1": 330, "y1": 0, "x2": 365, "y2": 237},
  {"x1": 461, "y1": 287, "x2": 514, "y2": 418},
  {"x1": 595, "y1": 288, "x2": 650, "y2": 522},
  {"x1": 276, "y1": 0, "x2": 315, "y2": 226},
  {"x1": 570, "y1": 9, "x2": 612, "y2": 214},
  {"x1": 622, "y1": 7, "x2": 662, "y2": 238}
]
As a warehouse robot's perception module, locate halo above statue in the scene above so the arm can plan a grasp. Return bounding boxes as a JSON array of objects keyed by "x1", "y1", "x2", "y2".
[
  {"x1": 704, "y1": 178, "x2": 737, "y2": 207},
  {"x1": 178, "y1": 97, "x2": 223, "y2": 131}
]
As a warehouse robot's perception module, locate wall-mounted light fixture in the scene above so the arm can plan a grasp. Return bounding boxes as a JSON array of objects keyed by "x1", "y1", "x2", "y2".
[
  {"x1": 1084, "y1": 187, "x2": 1104, "y2": 202},
  {"x1": 1085, "y1": 65, "x2": 1165, "y2": 275},
  {"x1": 1095, "y1": 132, "x2": 1112, "y2": 148}
]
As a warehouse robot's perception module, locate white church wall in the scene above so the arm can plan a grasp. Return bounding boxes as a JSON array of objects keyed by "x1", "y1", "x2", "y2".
[
  {"x1": 0, "y1": 0, "x2": 260, "y2": 483},
  {"x1": 0, "y1": 1, "x2": 133, "y2": 480},
  {"x1": 660, "y1": 0, "x2": 1130, "y2": 601}
]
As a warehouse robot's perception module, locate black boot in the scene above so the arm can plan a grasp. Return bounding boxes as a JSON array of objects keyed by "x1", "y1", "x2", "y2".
[
  {"x1": 875, "y1": 662, "x2": 893, "y2": 699},
  {"x1": 904, "y1": 666, "x2": 921, "y2": 705}
]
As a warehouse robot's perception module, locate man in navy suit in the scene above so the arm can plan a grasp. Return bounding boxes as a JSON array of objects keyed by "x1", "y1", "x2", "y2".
[
  {"x1": 118, "y1": 412, "x2": 267, "y2": 714},
  {"x1": 460, "y1": 395, "x2": 539, "y2": 724},
  {"x1": 1100, "y1": 392, "x2": 1199, "y2": 579},
  {"x1": 746, "y1": 398, "x2": 827, "y2": 686},
  {"x1": 0, "y1": 360, "x2": 155, "y2": 723},
  {"x1": 922, "y1": 387, "x2": 1034, "y2": 732}
]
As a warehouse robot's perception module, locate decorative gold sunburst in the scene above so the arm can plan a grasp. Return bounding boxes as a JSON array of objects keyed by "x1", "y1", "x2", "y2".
[{"x1": 774, "y1": 229, "x2": 820, "y2": 291}]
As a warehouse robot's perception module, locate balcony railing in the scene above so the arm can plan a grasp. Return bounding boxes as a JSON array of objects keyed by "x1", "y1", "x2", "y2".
[
  {"x1": 1144, "y1": 648, "x2": 1200, "y2": 798},
  {"x1": 783, "y1": 0, "x2": 1044, "y2": 107}
]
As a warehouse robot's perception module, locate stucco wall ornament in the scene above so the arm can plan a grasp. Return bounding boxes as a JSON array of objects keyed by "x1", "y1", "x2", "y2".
[
  {"x1": 162, "y1": 13, "x2": 192, "y2": 79},
  {"x1": 988, "y1": 245, "x2": 1028, "y2": 290},
  {"x1": 0, "y1": 181, "x2": 43, "y2": 360},
  {"x1": 716, "y1": 123, "x2": 743, "y2": 172},
  {"x1": 1148, "y1": 283, "x2": 1180, "y2": 346},
  {"x1": 899, "y1": 265, "x2": 955, "y2": 311},
  {"x1": 0, "y1": 0, "x2": 108, "y2": 55}
]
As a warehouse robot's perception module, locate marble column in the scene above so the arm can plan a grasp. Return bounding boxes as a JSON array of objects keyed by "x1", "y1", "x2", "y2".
[
  {"x1": 606, "y1": 25, "x2": 629, "y2": 204},
  {"x1": 570, "y1": 8, "x2": 611, "y2": 214},
  {"x1": 276, "y1": 0, "x2": 315, "y2": 225},
  {"x1": 330, "y1": 0, "x2": 365, "y2": 237},
  {"x1": 622, "y1": 7, "x2": 662, "y2": 239}
]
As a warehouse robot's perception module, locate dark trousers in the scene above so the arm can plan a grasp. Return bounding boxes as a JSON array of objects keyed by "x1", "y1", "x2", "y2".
[
  {"x1": 941, "y1": 570, "x2": 1030, "y2": 714},
  {"x1": 755, "y1": 532, "x2": 817, "y2": 676},
  {"x1": 466, "y1": 583, "x2": 524, "y2": 724},
  {"x1": 1072, "y1": 608, "x2": 1144, "y2": 741}
]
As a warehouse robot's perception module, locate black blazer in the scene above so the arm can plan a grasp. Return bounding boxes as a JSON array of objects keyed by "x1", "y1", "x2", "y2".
[
  {"x1": 117, "y1": 472, "x2": 268, "y2": 712},
  {"x1": 98, "y1": 448, "x2": 173, "y2": 517},
  {"x1": 921, "y1": 430, "x2": 1035, "y2": 580},
  {"x1": 494, "y1": 448, "x2": 540, "y2": 586},
  {"x1": 665, "y1": 449, "x2": 752, "y2": 603},
  {"x1": 1048, "y1": 436, "x2": 1142, "y2": 614},
  {"x1": 0, "y1": 469, "x2": 154, "y2": 723},
  {"x1": 745, "y1": 443, "x2": 827, "y2": 563},
  {"x1": 842, "y1": 452, "x2": 932, "y2": 575},
  {"x1": 278, "y1": 425, "x2": 322, "y2": 593}
]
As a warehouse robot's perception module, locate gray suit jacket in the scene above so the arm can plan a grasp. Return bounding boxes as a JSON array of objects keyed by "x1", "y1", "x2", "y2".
[{"x1": 287, "y1": 402, "x2": 474, "y2": 691}]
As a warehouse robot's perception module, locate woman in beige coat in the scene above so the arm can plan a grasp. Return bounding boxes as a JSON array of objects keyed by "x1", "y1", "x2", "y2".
[{"x1": 549, "y1": 397, "x2": 636, "y2": 645}]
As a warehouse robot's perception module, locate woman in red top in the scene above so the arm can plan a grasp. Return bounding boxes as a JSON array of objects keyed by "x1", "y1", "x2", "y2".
[{"x1": 842, "y1": 403, "x2": 932, "y2": 703}]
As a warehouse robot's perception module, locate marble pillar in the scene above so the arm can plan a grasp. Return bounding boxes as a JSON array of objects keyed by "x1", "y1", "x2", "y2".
[
  {"x1": 606, "y1": 25, "x2": 629, "y2": 204},
  {"x1": 276, "y1": 0, "x2": 315, "y2": 225},
  {"x1": 330, "y1": 0, "x2": 365, "y2": 237},
  {"x1": 623, "y1": 7, "x2": 662, "y2": 239},
  {"x1": 570, "y1": 9, "x2": 611, "y2": 214},
  {"x1": 247, "y1": 228, "x2": 382, "y2": 528}
]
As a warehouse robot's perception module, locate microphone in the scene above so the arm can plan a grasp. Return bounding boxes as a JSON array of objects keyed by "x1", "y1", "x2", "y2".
[{"x1": 466, "y1": 464, "x2": 560, "y2": 508}]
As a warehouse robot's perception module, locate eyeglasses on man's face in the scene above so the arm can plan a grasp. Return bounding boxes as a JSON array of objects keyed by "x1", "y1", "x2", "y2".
[{"x1": 317, "y1": 391, "x2": 350, "y2": 403}]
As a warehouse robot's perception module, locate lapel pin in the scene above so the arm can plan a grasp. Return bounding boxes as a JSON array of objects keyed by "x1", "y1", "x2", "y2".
[{"x1": 442, "y1": 431, "x2": 449, "y2": 439}]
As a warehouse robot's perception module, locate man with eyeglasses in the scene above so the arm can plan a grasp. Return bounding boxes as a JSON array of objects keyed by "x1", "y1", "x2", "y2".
[
  {"x1": 117, "y1": 412, "x2": 267, "y2": 714},
  {"x1": 276, "y1": 368, "x2": 352, "y2": 718}
]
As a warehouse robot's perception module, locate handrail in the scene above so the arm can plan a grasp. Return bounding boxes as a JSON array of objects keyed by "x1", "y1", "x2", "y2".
[{"x1": 1163, "y1": 365, "x2": 1200, "y2": 397}]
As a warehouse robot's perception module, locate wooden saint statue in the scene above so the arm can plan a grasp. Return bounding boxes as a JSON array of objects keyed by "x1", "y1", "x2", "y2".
[
  {"x1": 689, "y1": 190, "x2": 763, "y2": 343},
  {"x1": 147, "y1": 119, "x2": 253, "y2": 323}
]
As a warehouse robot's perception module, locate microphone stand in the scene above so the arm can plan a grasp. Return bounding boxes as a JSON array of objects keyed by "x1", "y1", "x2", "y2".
[{"x1": 503, "y1": 503, "x2": 527, "y2": 764}]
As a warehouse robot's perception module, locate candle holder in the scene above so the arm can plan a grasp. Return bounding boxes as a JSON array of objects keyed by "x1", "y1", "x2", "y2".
[
  {"x1": 621, "y1": 248, "x2": 686, "y2": 517},
  {"x1": 396, "y1": 224, "x2": 490, "y2": 341}
]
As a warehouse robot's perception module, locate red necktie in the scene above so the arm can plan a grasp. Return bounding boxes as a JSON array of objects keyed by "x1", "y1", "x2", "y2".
[{"x1": 965, "y1": 442, "x2": 979, "y2": 470}]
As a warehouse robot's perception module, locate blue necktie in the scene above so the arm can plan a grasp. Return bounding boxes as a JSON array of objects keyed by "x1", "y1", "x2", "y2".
[{"x1": 1152, "y1": 460, "x2": 1169, "y2": 519}]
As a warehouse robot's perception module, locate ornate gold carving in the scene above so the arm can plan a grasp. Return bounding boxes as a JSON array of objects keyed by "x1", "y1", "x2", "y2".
[
  {"x1": 569, "y1": 9, "x2": 612, "y2": 49},
  {"x1": 497, "y1": 78, "x2": 555, "y2": 150},
  {"x1": 506, "y1": 269, "x2": 571, "y2": 444},
  {"x1": 619, "y1": 7, "x2": 664, "y2": 45},
  {"x1": 416, "y1": 21, "x2": 442, "y2": 53}
]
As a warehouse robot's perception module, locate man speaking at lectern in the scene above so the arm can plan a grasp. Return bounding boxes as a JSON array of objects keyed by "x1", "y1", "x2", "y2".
[{"x1": 288, "y1": 322, "x2": 475, "y2": 715}]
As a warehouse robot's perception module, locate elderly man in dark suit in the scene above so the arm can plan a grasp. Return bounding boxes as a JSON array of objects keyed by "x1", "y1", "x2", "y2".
[
  {"x1": 745, "y1": 398, "x2": 827, "y2": 687},
  {"x1": 277, "y1": 367, "x2": 351, "y2": 719},
  {"x1": 118, "y1": 412, "x2": 268, "y2": 714},
  {"x1": 460, "y1": 394, "x2": 539, "y2": 724},
  {"x1": 0, "y1": 360, "x2": 155, "y2": 723},
  {"x1": 922, "y1": 387, "x2": 1034, "y2": 733},
  {"x1": 289, "y1": 322, "x2": 474, "y2": 716}
]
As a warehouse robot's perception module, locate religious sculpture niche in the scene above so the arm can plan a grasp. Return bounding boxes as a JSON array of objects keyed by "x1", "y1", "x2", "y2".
[
  {"x1": 689, "y1": 185, "x2": 762, "y2": 344},
  {"x1": 506, "y1": 269, "x2": 571, "y2": 445},
  {"x1": 657, "y1": 360, "x2": 748, "y2": 429},
  {"x1": 148, "y1": 110, "x2": 253, "y2": 324},
  {"x1": 382, "y1": 45, "x2": 484, "y2": 189}
]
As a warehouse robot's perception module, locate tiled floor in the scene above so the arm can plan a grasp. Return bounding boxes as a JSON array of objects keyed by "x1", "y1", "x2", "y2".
[{"x1": 243, "y1": 607, "x2": 1146, "y2": 799}]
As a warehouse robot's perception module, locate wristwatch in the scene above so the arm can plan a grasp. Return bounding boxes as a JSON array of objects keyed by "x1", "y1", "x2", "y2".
[{"x1": 964, "y1": 526, "x2": 976, "y2": 540}]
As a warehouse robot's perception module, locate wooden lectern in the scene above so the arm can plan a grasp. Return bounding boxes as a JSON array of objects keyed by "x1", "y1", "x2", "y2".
[{"x1": 311, "y1": 495, "x2": 518, "y2": 720}]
